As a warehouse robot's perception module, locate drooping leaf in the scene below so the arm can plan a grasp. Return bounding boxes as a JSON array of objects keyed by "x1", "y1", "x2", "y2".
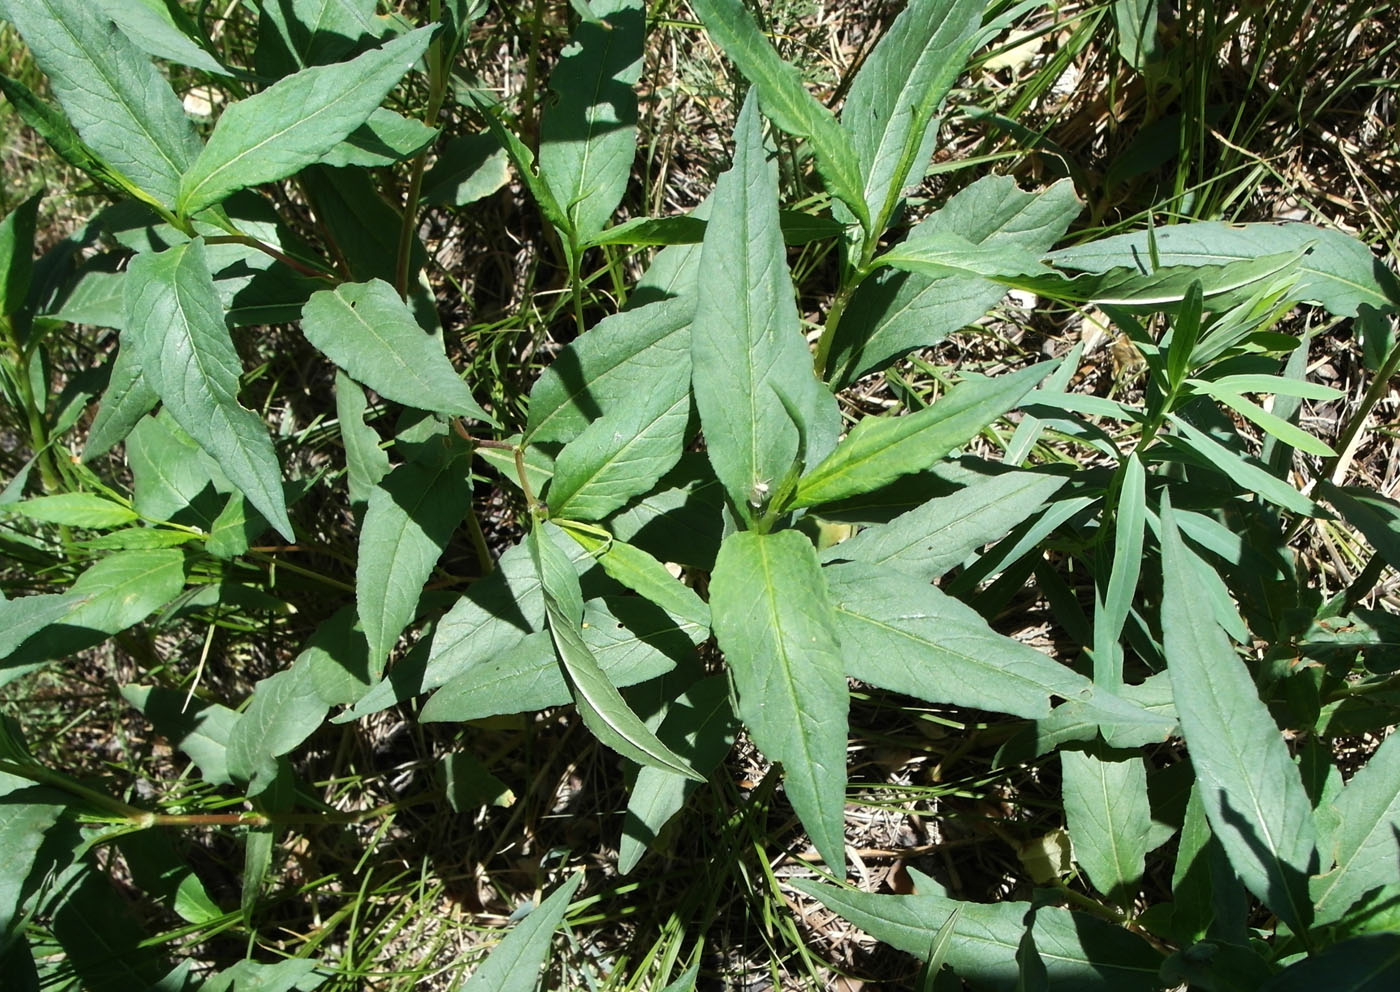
[
  {"x1": 825, "y1": 561, "x2": 1088, "y2": 717},
  {"x1": 1061, "y1": 746, "x2": 1152, "y2": 905},
  {"x1": 421, "y1": 131, "x2": 511, "y2": 206},
  {"x1": 1160, "y1": 495, "x2": 1317, "y2": 935},
  {"x1": 690, "y1": 92, "x2": 839, "y2": 524},
  {"x1": 791, "y1": 363, "x2": 1051, "y2": 509},
  {"x1": 689, "y1": 0, "x2": 869, "y2": 233},
  {"x1": 459, "y1": 873, "x2": 583, "y2": 992},
  {"x1": 177, "y1": 26, "x2": 435, "y2": 216},
  {"x1": 539, "y1": 0, "x2": 643, "y2": 242},
  {"x1": 1312, "y1": 729, "x2": 1400, "y2": 926},
  {"x1": 1049, "y1": 221, "x2": 1400, "y2": 318},
  {"x1": 317, "y1": 107, "x2": 438, "y2": 169},
  {"x1": 823, "y1": 469, "x2": 1066, "y2": 581},
  {"x1": 824, "y1": 176, "x2": 1081, "y2": 386},
  {"x1": 123, "y1": 240, "x2": 295, "y2": 541},
  {"x1": 562, "y1": 529, "x2": 710, "y2": 631},
  {"x1": 841, "y1": 0, "x2": 983, "y2": 235},
  {"x1": 530, "y1": 523, "x2": 702, "y2": 781},
  {"x1": 794, "y1": 872, "x2": 1164, "y2": 991},
  {"x1": 356, "y1": 441, "x2": 473, "y2": 676},
  {"x1": 710, "y1": 529, "x2": 848, "y2": 868},
  {"x1": 0, "y1": 0, "x2": 201, "y2": 206}
]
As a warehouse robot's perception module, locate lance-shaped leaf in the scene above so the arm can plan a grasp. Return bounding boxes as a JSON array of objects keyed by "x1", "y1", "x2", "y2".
[
  {"x1": 318, "y1": 108, "x2": 439, "y2": 169},
  {"x1": 1061, "y1": 746, "x2": 1152, "y2": 906},
  {"x1": 334, "y1": 372, "x2": 390, "y2": 507},
  {"x1": 794, "y1": 872, "x2": 1164, "y2": 991},
  {"x1": 690, "y1": 0, "x2": 869, "y2": 233},
  {"x1": 82, "y1": 340, "x2": 160, "y2": 461},
  {"x1": 93, "y1": 0, "x2": 229, "y2": 76},
  {"x1": 1032, "y1": 248, "x2": 1306, "y2": 307},
  {"x1": 1160, "y1": 495, "x2": 1317, "y2": 935},
  {"x1": 528, "y1": 298, "x2": 693, "y2": 444},
  {"x1": 691, "y1": 93, "x2": 839, "y2": 523},
  {"x1": 822, "y1": 469, "x2": 1066, "y2": 581},
  {"x1": 225, "y1": 662, "x2": 328, "y2": 793},
  {"x1": 1050, "y1": 221, "x2": 1400, "y2": 317},
  {"x1": 177, "y1": 26, "x2": 435, "y2": 216},
  {"x1": 0, "y1": 0, "x2": 200, "y2": 206},
  {"x1": 356, "y1": 444, "x2": 473, "y2": 676},
  {"x1": 791, "y1": 363, "x2": 1051, "y2": 509},
  {"x1": 459, "y1": 873, "x2": 583, "y2": 992},
  {"x1": 0, "y1": 191, "x2": 40, "y2": 319},
  {"x1": 257, "y1": 0, "x2": 386, "y2": 71},
  {"x1": 876, "y1": 231, "x2": 1055, "y2": 282},
  {"x1": 0, "y1": 790, "x2": 66, "y2": 941},
  {"x1": 422, "y1": 131, "x2": 510, "y2": 207},
  {"x1": 710, "y1": 530, "x2": 848, "y2": 868},
  {"x1": 563, "y1": 529, "x2": 710, "y2": 631},
  {"x1": 1312, "y1": 729, "x2": 1400, "y2": 925},
  {"x1": 841, "y1": 0, "x2": 983, "y2": 235},
  {"x1": 825, "y1": 561, "x2": 1088, "y2": 717},
  {"x1": 825, "y1": 176, "x2": 1082, "y2": 387},
  {"x1": 1164, "y1": 416, "x2": 1321, "y2": 518},
  {"x1": 123, "y1": 239, "x2": 295, "y2": 541},
  {"x1": 1093, "y1": 452, "x2": 1145, "y2": 687},
  {"x1": 302, "y1": 279, "x2": 493, "y2": 422},
  {"x1": 530, "y1": 523, "x2": 702, "y2": 781},
  {"x1": 539, "y1": 0, "x2": 644, "y2": 243}
]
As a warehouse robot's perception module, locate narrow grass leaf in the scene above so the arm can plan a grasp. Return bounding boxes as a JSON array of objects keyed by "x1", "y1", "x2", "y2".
[
  {"x1": 357, "y1": 445, "x2": 473, "y2": 676},
  {"x1": 842, "y1": 0, "x2": 983, "y2": 235},
  {"x1": 177, "y1": 26, "x2": 434, "y2": 216},
  {"x1": 794, "y1": 875, "x2": 1164, "y2": 991},
  {"x1": 0, "y1": 0, "x2": 200, "y2": 206},
  {"x1": 531, "y1": 524, "x2": 702, "y2": 781},
  {"x1": 792, "y1": 363, "x2": 1051, "y2": 509},
  {"x1": 1311, "y1": 730, "x2": 1400, "y2": 926},
  {"x1": 1160, "y1": 495, "x2": 1316, "y2": 934},
  {"x1": 123, "y1": 240, "x2": 295, "y2": 541},
  {"x1": 302, "y1": 279, "x2": 494, "y2": 422},
  {"x1": 823, "y1": 469, "x2": 1066, "y2": 580},
  {"x1": 459, "y1": 872, "x2": 583, "y2": 992},
  {"x1": 527, "y1": 298, "x2": 693, "y2": 444},
  {"x1": 1050, "y1": 221, "x2": 1400, "y2": 317},
  {"x1": 691, "y1": 93, "x2": 840, "y2": 522},
  {"x1": 710, "y1": 530, "x2": 848, "y2": 868},
  {"x1": 539, "y1": 0, "x2": 643, "y2": 242},
  {"x1": 826, "y1": 561, "x2": 1088, "y2": 717},
  {"x1": 690, "y1": 0, "x2": 869, "y2": 232},
  {"x1": 1061, "y1": 747, "x2": 1152, "y2": 905}
]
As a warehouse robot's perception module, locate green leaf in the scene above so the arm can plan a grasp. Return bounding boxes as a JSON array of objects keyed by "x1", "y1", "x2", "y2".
[
  {"x1": 794, "y1": 872, "x2": 1164, "y2": 991},
  {"x1": 57, "y1": 549, "x2": 186, "y2": 635},
  {"x1": 530, "y1": 524, "x2": 702, "y2": 781},
  {"x1": 1093, "y1": 453, "x2": 1146, "y2": 687},
  {"x1": 710, "y1": 529, "x2": 848, "y2": 868},
  {"x1": 120, "y1": 684, "x2": 240, "y2": 786},
  {"x1": 0, "y1": 0, "x2": 200, "y2": 206},
  {"x1": 6, "y1": 493, "x2": 136, "y2": 529},
  {"x1": 618, "y1": 674, "x2": 736, "y2": 873},
  {"x1": 689, "y1": 0, "x2": 869, "y2": 233},
  {"x1": 527, "y1": 298, "x2": 693, "y2": 443},
  {"x1": 0, "y1": 191, "x2": 41, "y2": 318},
  {"x1": 177, "y1": 26, "x2": 435, "y2": 216},
  {"x1": 841, "y1": 0, "x2": 983, "y2": 236},
  {"x1": 822, "y1": 469, "x2": 1066, "y2": 580},
  {"x1": 691, "y1": 93, "x2": 839, "y2": 524},
  {"x1": 0, "y1": 792, "x2": 66, "y2": 942},
  {"x1": 93, "y1": 0, "x2": 229, "y2": 76},
  {"x1": 123, "y1": 240, "x2": 295, "y2": 541},
  {"x1": 791, "y1": 363, "x2": 1051, "y2": 509},
  {"x1": 0, "y1": 592, "x2": 84, "y2": 663},
  {"x1": 0, "y1": 72, "x2": 134, "y2": 198},
  {"x1": 459, "y1": 872, "x2": 583, "y2": 992},
  {"x1": 421, "y1": 131, "x2": 511, "y2": 206},
  {"x1": 356, "y1": 442, "x2": 473, "y2": 676},
  {"x1": 48, "y1": 860, "x2": 176, "y2": 991},
  {"x1": 334, "y1": 372, "x2": 390, "y2": 507},
  {"x1": 1050, "y1": 221, "x2": 1400, "y2": 317},
  {"x1": 81, "y1": 340, "x2": 160, "y2": 461},
  {"x1": 225, "y1": 662, "x2": 329, "y2": 792},
  {"x1": 825, "y1": 561, "x2": 1089, "y2": 717},
  {"x1": 302, "y1": 280, "x2": 493, "y2": 423},
  {"x1": 1187, "y1": 381, "x2": 1335, "y2": 457},
  {"x1": 256, "y1": 0, "x2": 386, "y2": 72},
  {"x1": 200, "y1": 958, "x2": 324, "y2": 992},
  {"x1": 1164, "y1": 416, "x2": 1321, "y2": 518},
  {"x1": 876, "y1": 230, "x2": 1055, "y2": 281},
  {"x1": 467, "y1": 95, "x2": 573, "y2": 238},
  {"x1": 538, "y1": 0, "x2": 643, "y2": 242},
  {"x1": 317, "y1": 107, "x2": 438, "y2": 169},
  {"x1": 1159, "y1": 495, "x2": 1316, "y2": 935},
  {"x1": 1259, "y1": 933, "x2": 1400, "y2": 992},
  {"x1": 419, "y1": 597, "x2": 699, "y2": 723},
  {"x1": 1038, "y1": 248, "x2": 1305, "y2": 307},
  {"x1": 562, "y1": 529, "x2": 710, "y2": 631},
  {"x1": 1061, "y1": 746, "x2": 1152, "y2": 905},
  {"x1": 1312, "y1": 729, "x2": 1400, "y2": 926},
  {"x1": 1317, "y1": 482, "x2": 1400, "y2": 573}
]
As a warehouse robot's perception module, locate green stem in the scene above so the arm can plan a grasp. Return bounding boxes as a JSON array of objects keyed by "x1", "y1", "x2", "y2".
[{"x1": 395, "y1": 0, "x2": 449, "y2": 298}]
